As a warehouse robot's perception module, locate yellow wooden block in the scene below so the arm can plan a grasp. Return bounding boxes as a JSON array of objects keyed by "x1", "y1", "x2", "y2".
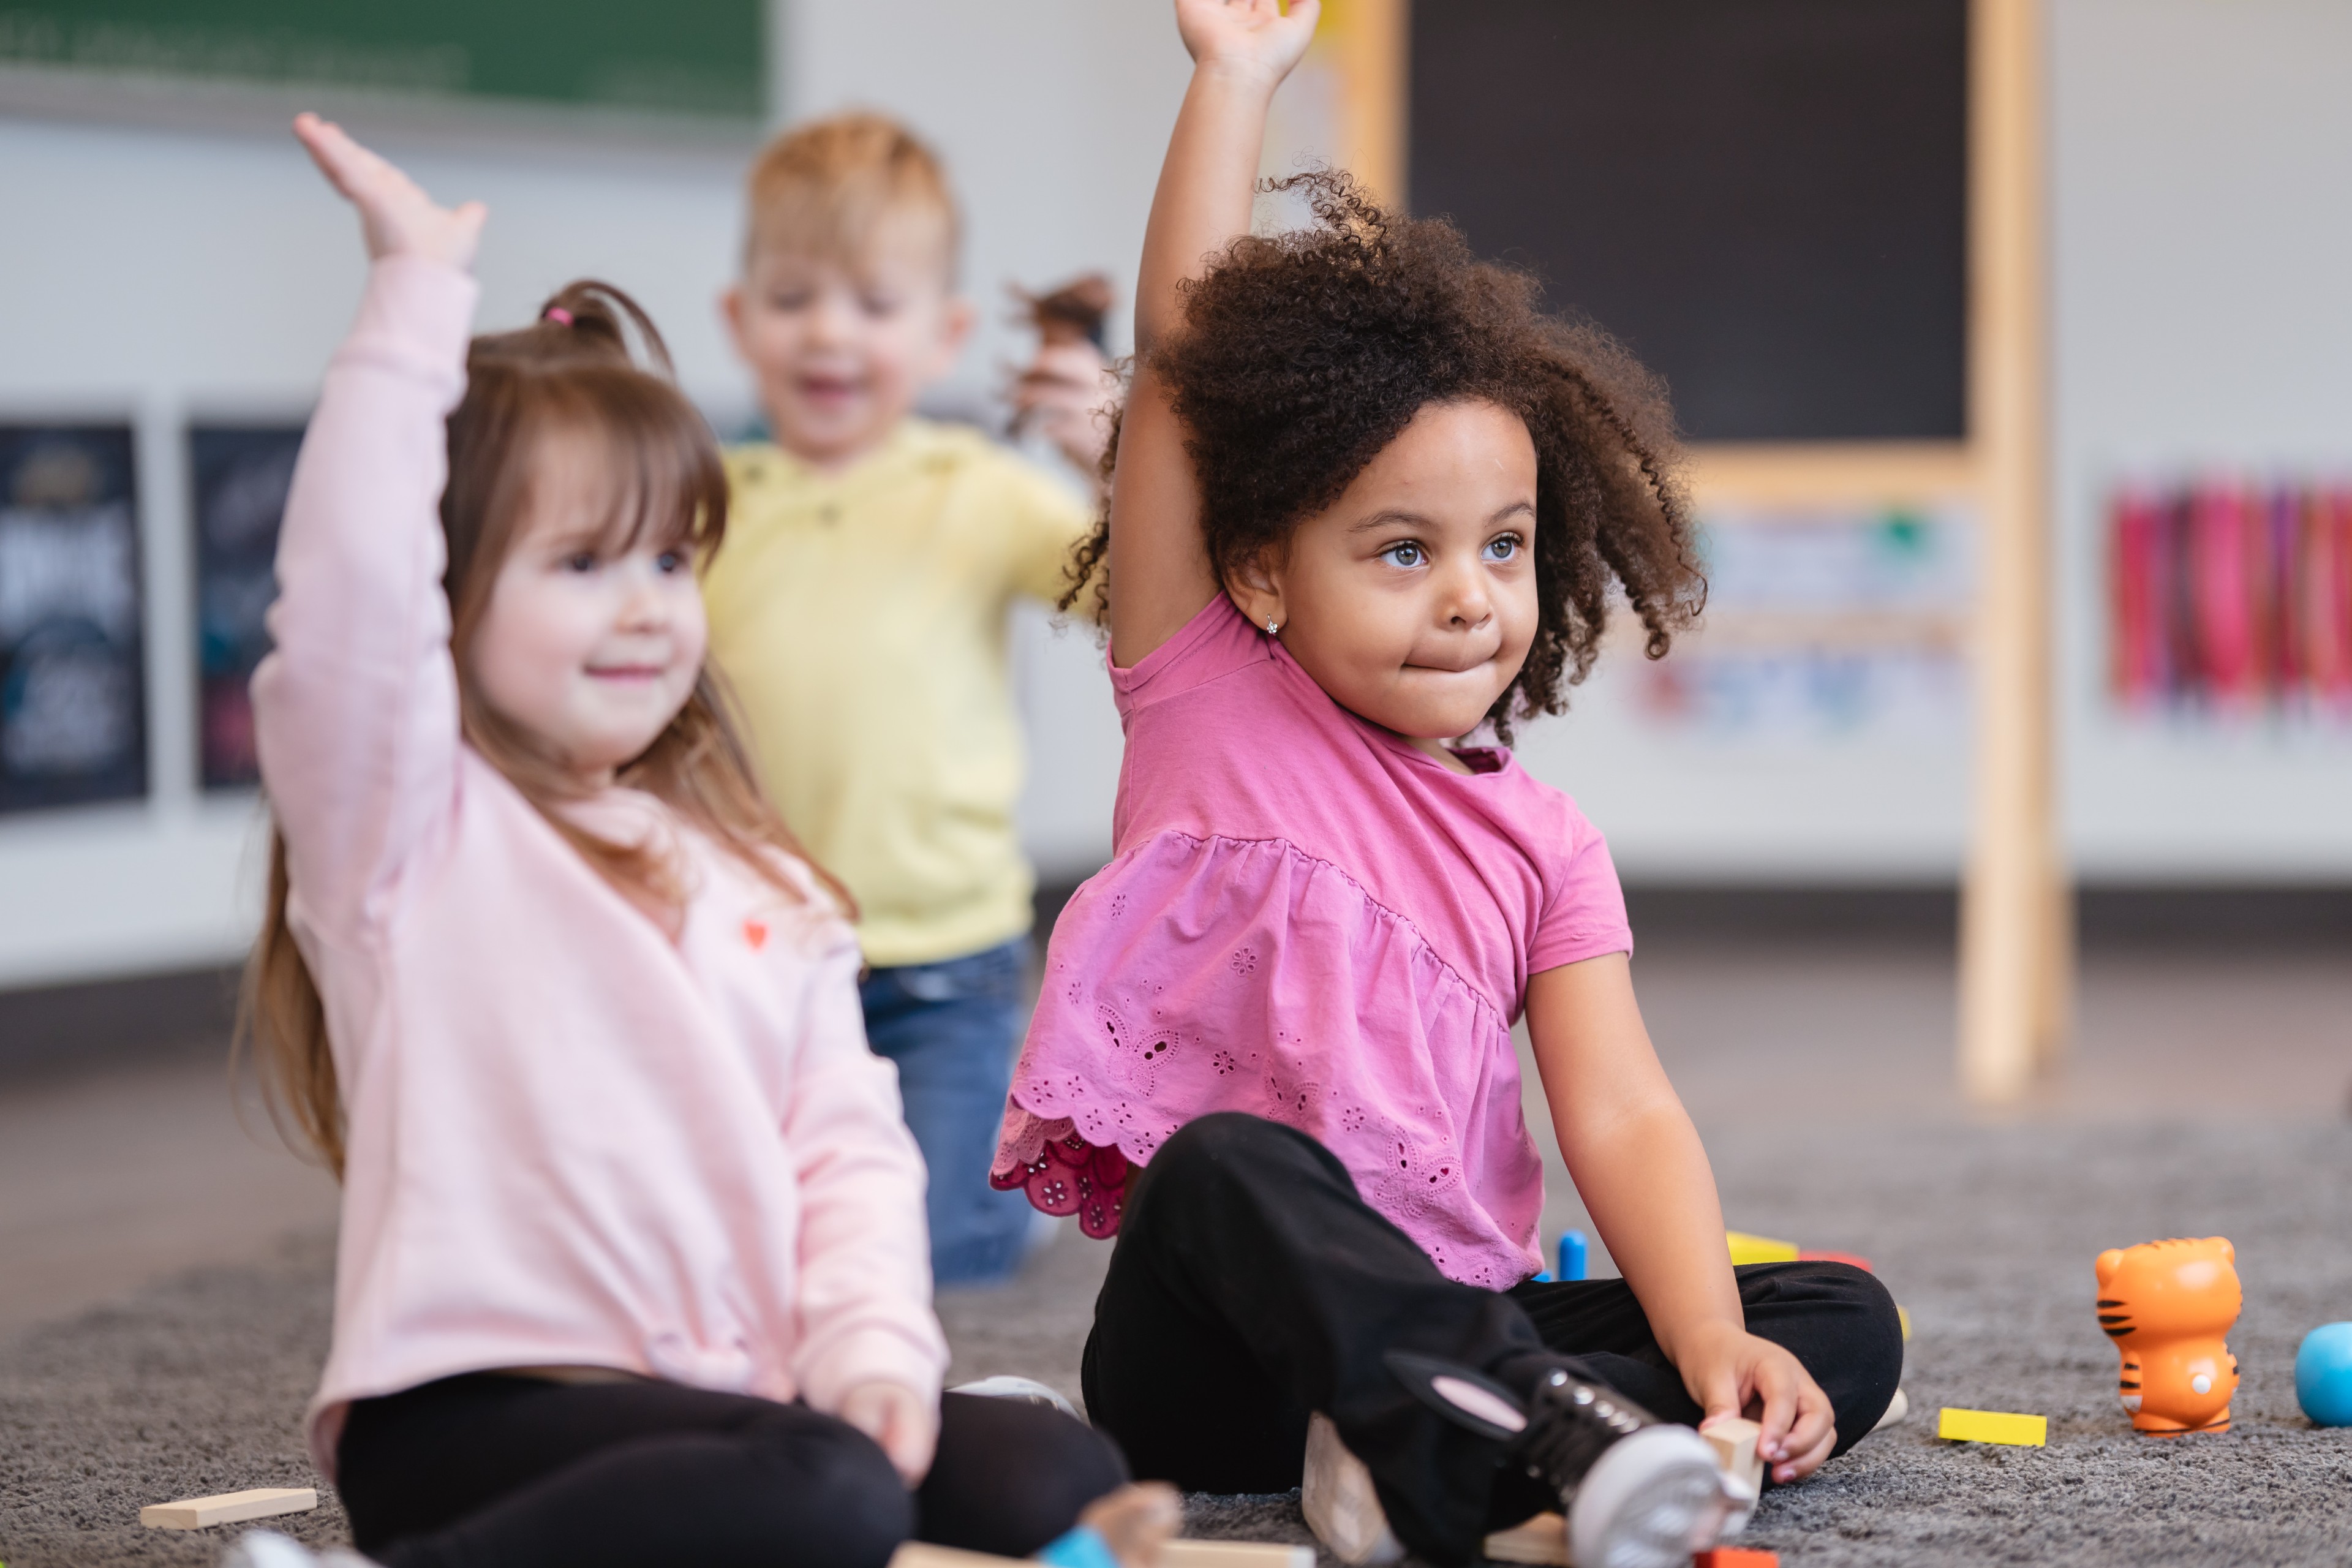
[
  {"x1": 1898, "y1": 1304, "x2": 1912, "y2": 1341},
  {"x1": 1937, "y1": 1408, "x2": 2046, "y2": 1446},
  {"x1": 1726, "y1": 1231, "x2": 1800, "y2": 1265},
  {"x1": 140, "y1": 1488, "x2": 317, "y2": 1530}
]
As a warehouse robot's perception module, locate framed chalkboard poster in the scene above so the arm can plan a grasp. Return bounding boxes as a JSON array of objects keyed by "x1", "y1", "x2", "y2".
[
  {"x1": 190, "y1": 424, "x2": 302, "y2": 791},
  {"x1": 1409, "y1": 0, "x2": 1968, "y2": 443},
  {"x1": 0, "y1": 426, "x2": 146, "y2": 813}
]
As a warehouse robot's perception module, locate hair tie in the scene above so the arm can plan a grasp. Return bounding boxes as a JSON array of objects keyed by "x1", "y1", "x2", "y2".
[{"x1": 543, "y1": 306, "x2": 575, "y2": 326}]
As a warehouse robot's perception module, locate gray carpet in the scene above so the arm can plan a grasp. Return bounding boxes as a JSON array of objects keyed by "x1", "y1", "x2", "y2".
[{"x1": 6, "y1": 1120, "x2": 2350, "y2": 1566}]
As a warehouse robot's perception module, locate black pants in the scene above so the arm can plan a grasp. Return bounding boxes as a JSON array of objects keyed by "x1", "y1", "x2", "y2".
[
  {"x1": 1082, "y1": 1114, "x2": 1902, "y2": 1566},
  {"x1": 337, "y1": 1376, "x2": 1129, "y2": 1568}
]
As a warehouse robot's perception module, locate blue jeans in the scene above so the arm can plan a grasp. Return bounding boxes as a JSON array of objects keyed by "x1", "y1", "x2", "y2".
[{"x1": 861, "y1": 937, "x2": 1035, "y2": 1285}]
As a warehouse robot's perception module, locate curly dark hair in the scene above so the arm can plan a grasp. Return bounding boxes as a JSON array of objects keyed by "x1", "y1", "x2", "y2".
[{"x1": 1065, "y1": 172, "x2": 1706, "y2": 739}]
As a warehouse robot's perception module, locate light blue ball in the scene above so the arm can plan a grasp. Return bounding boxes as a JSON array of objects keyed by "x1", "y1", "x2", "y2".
[{"x1": 2297, "y1": 1322, "x2": 2352, "y2": 1427}]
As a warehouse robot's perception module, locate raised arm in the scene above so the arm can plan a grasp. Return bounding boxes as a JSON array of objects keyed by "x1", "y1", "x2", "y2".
[
  {"x1": 1107, "y1": 0, "x2": 1318, "y2": 665},
  {"x1": 1526, "y1": 957, "x2": 1839, "y2": 1485},
  {"x1": 252, "y1": 116, "x2": 487, "y2": 940}
]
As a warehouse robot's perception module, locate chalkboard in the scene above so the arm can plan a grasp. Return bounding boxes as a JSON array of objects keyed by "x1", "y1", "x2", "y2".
[
  {"x1": 1409, "y1": 0, "x2": 1967, "y2": 443},
  {"x1": 0, "y1": 1, "x2": 763, "y2": 119}
]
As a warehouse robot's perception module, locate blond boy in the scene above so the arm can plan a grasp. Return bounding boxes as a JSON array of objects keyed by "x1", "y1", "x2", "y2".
[{"x1": 704, "y1": 114, "x2": 1104, "y2": 1284}]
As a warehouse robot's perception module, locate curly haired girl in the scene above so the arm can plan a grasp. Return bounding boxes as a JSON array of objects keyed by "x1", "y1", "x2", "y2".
[
  {"x1": 989, "y1": 6, "x2": 1902, "y2": 1566},
  {"x1": 221, "y1": 115, "x2": 1130, "y2": 1568}
]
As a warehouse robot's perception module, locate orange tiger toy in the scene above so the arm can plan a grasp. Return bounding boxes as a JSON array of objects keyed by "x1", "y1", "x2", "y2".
[{"x1": 2094, "y1": 1237, "x2": 2241, "y2": 1436}]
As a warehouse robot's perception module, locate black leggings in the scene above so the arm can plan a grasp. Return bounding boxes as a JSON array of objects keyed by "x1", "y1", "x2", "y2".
[
  {"x1": 337, "y1": 1376, "x2": 1129, "y2": 1568},
  {"x1": 1082, "y1": 1114, "x2": 1903, "y2": 1566}
]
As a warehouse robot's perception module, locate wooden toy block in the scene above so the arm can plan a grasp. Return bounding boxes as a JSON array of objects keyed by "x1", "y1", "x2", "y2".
[
  {"x1": 1936, "y1": 1408, "x2": 2046, "y2": 1446},
  {"x1": 1480, "y1": 1510, "x2": 1566, "y2": 1566},
  {"x1": 1701, "y1": 1415, "x2": 1765, "y2": 1498},
  {"x1": 1898, "y1": 1304, "x2": 1912, "y2": 1341},
  {"x1": 893, "y1": 1545, "x2": 1019, "y2": 1568},
  {"x1": 1161, "y1": 1542, "x2": 1314, "y2": 1568},
  {"x1": 140, "y1": 1488, "x2": 318, "y2": 1530},
  {"x1": 1795, "y1": 1249, "x2": 1875, "y2": 1273},
  {"x1": 1694, "y1": 1549, "x2": 1779, "y2": 1567},
  {"x1": 1724, "y1": 1232, "x2": 1798, "y2": 1265}
]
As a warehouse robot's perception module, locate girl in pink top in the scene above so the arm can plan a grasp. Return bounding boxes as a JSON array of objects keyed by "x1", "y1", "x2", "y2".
[
  {"x1": 225, "y1": 117, "x2": 1125, "y2": 1568},
  {"x1": 990, "y1": 7, "x2": 1901, "y2": 1568}
]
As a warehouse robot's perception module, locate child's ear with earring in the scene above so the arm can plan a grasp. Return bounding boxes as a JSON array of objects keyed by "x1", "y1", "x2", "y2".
[{"x1": 1226, "y1": 552, "x2": 1286, "y2": 639}]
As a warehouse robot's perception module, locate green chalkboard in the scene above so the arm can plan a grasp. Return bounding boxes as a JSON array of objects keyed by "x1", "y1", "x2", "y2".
[{"x1": 0, "y1": 1, "x2": 763, "y2": 119}]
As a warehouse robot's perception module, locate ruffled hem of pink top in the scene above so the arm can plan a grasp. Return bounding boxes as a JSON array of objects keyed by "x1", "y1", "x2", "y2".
[{"x1": 990, "y1": 1112, "x2": 1131, "y2": 1238}]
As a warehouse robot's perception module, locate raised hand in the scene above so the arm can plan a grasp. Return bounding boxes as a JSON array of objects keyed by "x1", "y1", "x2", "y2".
[
  {"x1": 1174, "y1": 0, "x2": 1321, "y2": 86},
  {"x1": 293, "y1": 111, "x2": 486, "y2": 271}
]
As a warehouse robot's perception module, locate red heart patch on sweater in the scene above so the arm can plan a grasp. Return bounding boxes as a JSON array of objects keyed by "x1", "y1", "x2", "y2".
[{"x1": 743, "y1": 918, "x2": 769, "y2": 951}]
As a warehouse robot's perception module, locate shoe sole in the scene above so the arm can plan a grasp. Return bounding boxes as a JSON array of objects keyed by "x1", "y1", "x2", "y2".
[{"x1": 1567, "y1": 1426, "x2": 1729, "y2": 1568}]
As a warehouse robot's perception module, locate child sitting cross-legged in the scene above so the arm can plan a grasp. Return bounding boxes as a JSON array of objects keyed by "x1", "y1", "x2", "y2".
[
  {"x1": 704, "y1": 114, "x2": 1111, "y2": 1285},
  {"x1": 220, "y1": 114, "x2": 1128, "y2": 1568},
  {"x1": 990, "y1": 5, "x2": 1906, "y2": 1567}
]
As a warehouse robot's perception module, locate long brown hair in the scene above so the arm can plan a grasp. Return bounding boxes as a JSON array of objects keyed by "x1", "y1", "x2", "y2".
[{"x1": 241, "y1": 280, "x2": 843, "y2": 1177}]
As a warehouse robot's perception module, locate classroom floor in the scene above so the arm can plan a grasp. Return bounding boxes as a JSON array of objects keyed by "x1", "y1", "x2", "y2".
[{"x1": 1, "y1": 936, "x2": 2347, "y2": 1566}]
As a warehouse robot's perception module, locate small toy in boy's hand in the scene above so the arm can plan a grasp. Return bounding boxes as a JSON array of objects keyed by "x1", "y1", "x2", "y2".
[
  {"x1": 2296, "y1": 1322, "x2": 2352, "y2": 1427},
  {"x1": 1016, "y1": 273, "x2": 1115, "y2": 352},
  {"x1": 2094, "y1": 1236, "x2": 2241, "y2": 1435},
  {"x1": 1007, "y1": 274, "x2": 1118, "y2": 473}
]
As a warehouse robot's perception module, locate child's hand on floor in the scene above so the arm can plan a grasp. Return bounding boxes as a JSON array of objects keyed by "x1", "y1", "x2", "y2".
[
  {"x1": 1173, "y1": 0, "x2": 1321, "y2": 86},
  {"x1": 292, "y1": 112, "x2": 486, "y2": 271},
  {"x1": 1680, "y1": 1322, "x2": 1838, "y2": 1484},
  {"x1": 839, "y1": 1380, "x2": 941, "y2": 1485}
]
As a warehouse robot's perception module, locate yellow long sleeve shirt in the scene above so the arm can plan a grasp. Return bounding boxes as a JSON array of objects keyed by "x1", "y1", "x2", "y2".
[{"x1": 703, "y1": 419, "x2": 1092, "y2": 969}]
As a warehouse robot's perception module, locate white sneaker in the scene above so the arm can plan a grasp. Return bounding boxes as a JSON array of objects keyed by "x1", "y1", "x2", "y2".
[
  {"x1": 949, "y1": 1374, "x2": 1082, "y2": 1420},
  {"x1": 1566, "y1": 1425, "x2": 1734, "y2": 1568},
  {"x1": 1300, "y1": 1412, "x2": 1406, "y2": 1566},
  {"x1": 219, "y1": 1531, "x2": 377, "y2": 1568}
]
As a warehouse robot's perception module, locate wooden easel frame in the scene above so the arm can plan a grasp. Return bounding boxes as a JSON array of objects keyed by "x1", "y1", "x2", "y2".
[{"x1": 1337, "y1": 0, "x2": 2064, "y2": 1104}]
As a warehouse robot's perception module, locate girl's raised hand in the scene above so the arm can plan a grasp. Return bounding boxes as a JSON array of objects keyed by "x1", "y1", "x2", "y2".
[
  {"x1": 293, "y1": 112, "x2": 486, "y2": 271},
  {"x1": 1174, "y1": 0, "x2": 1321, "y2": 86}
]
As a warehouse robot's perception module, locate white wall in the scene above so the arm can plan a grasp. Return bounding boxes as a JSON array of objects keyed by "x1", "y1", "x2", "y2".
[
  {"x1": 2051, "y1": 0, "x2": 2352, "y2": 881},
  {"x1": 0, "y1": 115, "x2": 761, "y2": 986},
  {"x1": 1, "y1": 0, "x2": 2346, "y2": 989},
  {"x1": 0, "y1": 2, "x2": 1185, "y2": 986}
]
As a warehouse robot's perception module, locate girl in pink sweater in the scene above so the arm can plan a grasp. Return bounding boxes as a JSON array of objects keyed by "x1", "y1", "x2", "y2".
[
  {"x1": 989, "y1": 6, "x2": 1902, "y2": 1567},
  {"x1": 226, "y1": 116, "x2": 1124, "y2": 1568}
]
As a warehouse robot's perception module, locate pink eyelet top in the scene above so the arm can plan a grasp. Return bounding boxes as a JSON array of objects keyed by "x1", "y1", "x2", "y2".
[{"x1": 992, "y1": 595, "x2": 1632, "y2": 1287}]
